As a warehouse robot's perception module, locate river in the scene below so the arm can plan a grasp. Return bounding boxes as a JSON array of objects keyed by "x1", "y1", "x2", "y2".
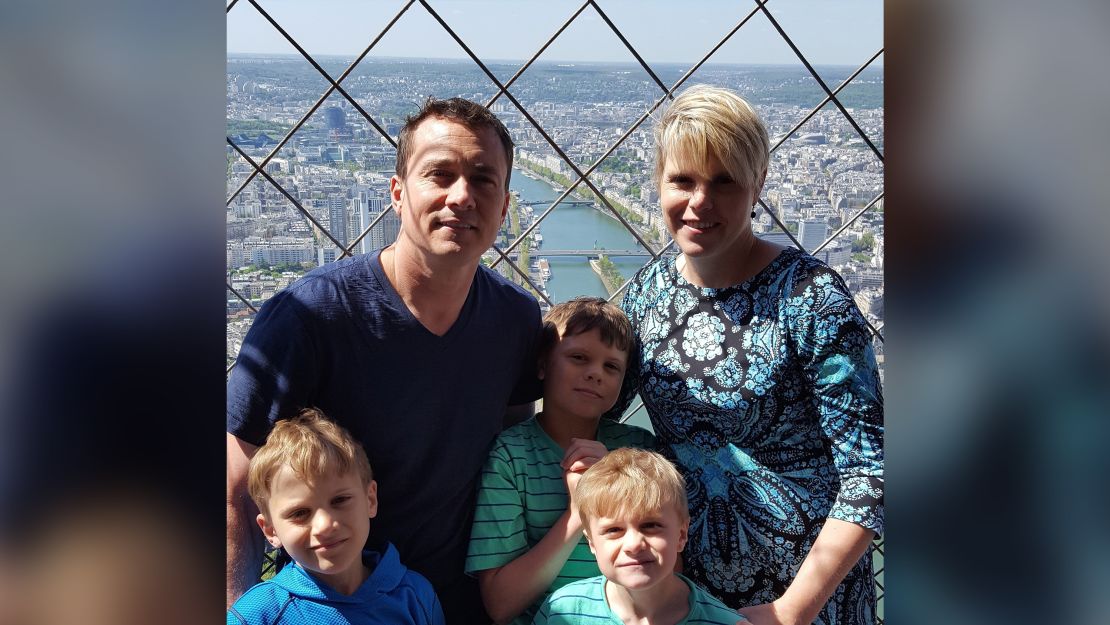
[{"x1": 509, "y1": 168, "x2": 654, "y2": 303}]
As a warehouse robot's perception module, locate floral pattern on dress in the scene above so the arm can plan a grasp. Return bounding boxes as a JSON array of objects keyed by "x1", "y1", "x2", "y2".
[{"x1": 622, "y1": 248, "x2": 883, "y2": 625}]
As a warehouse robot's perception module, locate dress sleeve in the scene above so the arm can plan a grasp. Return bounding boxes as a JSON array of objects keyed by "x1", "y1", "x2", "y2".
[
  {"x1": 790, "y1": 266, "x2": 885, "y2": 536},
  {"x1": 226, "y1": 290, "x2": 320, "y2": 446},
  {"x1": 465, "y1": 440, "x2": 529, "y2": 573}
]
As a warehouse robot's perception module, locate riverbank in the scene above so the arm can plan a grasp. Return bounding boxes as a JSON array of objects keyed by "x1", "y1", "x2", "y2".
[{"x1": 589, "y1": 255, "x2": 624, "y2": 297}]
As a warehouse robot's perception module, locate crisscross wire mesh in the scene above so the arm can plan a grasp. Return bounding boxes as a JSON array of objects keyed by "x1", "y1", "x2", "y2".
[{"x1": 228, "y1": 1, "x2": 883, "y2": 616}]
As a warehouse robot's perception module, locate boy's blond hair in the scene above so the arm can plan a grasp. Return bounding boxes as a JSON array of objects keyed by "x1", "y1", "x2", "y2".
[
  {"x1": 247, "y1": 408, "x2": 373, "y2": 517},
  {"x1": 576, "y1": 448, "x2": 689, "y2": 531},
  {"x1": 538, "y1": 296, "x2": 633, "y2": 364},
  {"x1": 653, "y1": 84, "x2": 769, "y2": 194}
]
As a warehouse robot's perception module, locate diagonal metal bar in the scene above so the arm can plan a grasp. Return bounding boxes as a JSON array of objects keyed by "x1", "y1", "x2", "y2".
[
  {"x1": 227, "y1": 0, "x2": 414, "y2": 205},
  {"x1": 225, "y1": 280, "x2": 260, "y2": 375},
  {"x1": 664, "y1": 3, "x2": 766, "y2": 98},
  {"x1": 227, "y1": 137, "x2": 348, "y2": 254},
  {"x1": 604, "y1": 239, "x2": 679, "y2": 306},
  {"x1": 226, "y1": 0, "x2": 240, "y2": 12},
  {"x1": 813, "y1": 192, "x2": 884, "y2": 255},
  {"x1": 226, "y1": 281, "x2": 259, "y2": 315},
  {"x1": 492, "y1": 2, "x2": 766, "y2": 272},
  {"x1": 757, "y1": 197, "x2": 806, "y2": 250},
  {"x1": 588, "y1": 0, "x2": 669, "y2": 94},
  {"x1": 618, "y1": 400, "x2": 646, "y2": 425},
  {"x1": 244, "y1": 0, "x2": 396, "y2": 146},
  {"x1": 753, "y1": 0, "x2": 883, "y2": 162},
  {"x1": 491, "y1": 245, "x2": 554, "y2": 307},
  {"x1": 494, "y1": 97, "x2": 670, "y2": 270},
  {"x1": 771, "y1": 48, "x2": 883, "y2": 154},
  {"x1": 418, "y1": 0, "x2": 658, "y2": 262},
  {"x1": 499, "y1": 1, "x2": 766, "y2": 260},
  {"x1": 486, "y1": 1, "x2": 592, "y2": 109}
]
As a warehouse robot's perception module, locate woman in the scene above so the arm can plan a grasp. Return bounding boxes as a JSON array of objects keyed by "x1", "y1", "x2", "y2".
[{"x1": 621, "y1": 85, "x2": 883, "y2": 625}]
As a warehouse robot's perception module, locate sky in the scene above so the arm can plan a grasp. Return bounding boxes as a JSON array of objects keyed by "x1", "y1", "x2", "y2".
[{"x1": 227, "y1": 0, "x2": 882, "y2": 67}]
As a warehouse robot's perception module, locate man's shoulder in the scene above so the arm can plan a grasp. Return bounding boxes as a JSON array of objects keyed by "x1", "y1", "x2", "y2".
[
  {"x1": 253, "y1": 254, "x2": 377, "y2": 316},
  {"x1": 288, "y1": 254, "x2": 377, "y2": 297}
]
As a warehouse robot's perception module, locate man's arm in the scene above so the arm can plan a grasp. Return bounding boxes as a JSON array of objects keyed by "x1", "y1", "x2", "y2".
[{"x1": 226, "y1": 433, "x2": 262, "y2": 609}]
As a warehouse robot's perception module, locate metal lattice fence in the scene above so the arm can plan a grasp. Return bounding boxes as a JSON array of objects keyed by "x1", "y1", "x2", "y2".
[{"x1": 227, "y1": 0, "x2": 884, "y2": 620}]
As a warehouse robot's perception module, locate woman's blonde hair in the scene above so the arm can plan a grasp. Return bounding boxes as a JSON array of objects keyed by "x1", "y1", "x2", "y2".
[
  {"x1": 653, "y1": 84, "x2": 770, "y2": 192},
  {"x1": 576, "y1": 448, "x2": 689, "y2": 531},
  {"x1": 247, "y1": 408, "x2": 373, "y2": 516}
]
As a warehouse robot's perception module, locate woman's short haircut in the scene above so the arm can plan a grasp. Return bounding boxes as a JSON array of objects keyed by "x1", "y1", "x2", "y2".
[
  {"x1": 537, "y1": 296, "x2": 634, "y2": 365},
  {"x1": 653, "y1": 84, "x2": 770, "y2": 192},
  {"x1": 247, "y1": 408, "x2": 373, "y2": 517},
  {"x1": 576, "y1": 447, "x2": 689, "y2": 531}
]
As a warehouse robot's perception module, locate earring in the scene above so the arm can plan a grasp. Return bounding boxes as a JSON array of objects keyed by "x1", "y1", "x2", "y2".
[{"x1": 750, "y1": 210, "x2": 756, "y2": 219}]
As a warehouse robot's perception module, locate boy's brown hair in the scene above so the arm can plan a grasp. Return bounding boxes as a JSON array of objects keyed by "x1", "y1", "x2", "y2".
[
  {"x1": 538, "y1": 296, "x2": 634, "y2": 365},
  {"x1": 575, "y1": 447, "x2": 689, "y2": 532},
  {"x1": 247, "y1": 408, "x2": 373, "y2": 517}
]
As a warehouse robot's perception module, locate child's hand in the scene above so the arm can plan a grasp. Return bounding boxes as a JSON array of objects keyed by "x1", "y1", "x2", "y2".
[
  {"x1": 561, "y1": 439, "x2": 608, "y2": 525},
  {"x1": 561, "y1": 438, "x2": 608, "y2": 476}
]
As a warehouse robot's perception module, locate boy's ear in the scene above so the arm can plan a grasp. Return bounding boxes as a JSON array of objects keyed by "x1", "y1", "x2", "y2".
[
  {"x1": 257, "y1": 513, "x2": 282, "y2": 549},
  {"x1": 366, "y1": 480, "x2": 379, "y2": 519},
  {"x1": 678, "y1": 519, "x2": 689, "y2": 553},
  {"x1": 583, "y1": 529, "x2": 596, "y2": 555}
]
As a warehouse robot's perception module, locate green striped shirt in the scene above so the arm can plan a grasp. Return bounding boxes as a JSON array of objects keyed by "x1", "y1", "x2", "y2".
[{"x1": 466, "y1": 416, "x2": 655, "y2": 625}]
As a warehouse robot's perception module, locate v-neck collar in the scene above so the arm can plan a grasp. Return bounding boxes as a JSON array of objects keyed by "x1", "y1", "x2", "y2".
[{"x1": 369, "y1": 251, "x2": 478, "y2": 343}]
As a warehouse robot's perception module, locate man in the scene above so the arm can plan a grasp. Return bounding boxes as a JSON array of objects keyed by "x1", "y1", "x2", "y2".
[{"x1": 227, "y1": 98, "x2": 541, "y2": 623}]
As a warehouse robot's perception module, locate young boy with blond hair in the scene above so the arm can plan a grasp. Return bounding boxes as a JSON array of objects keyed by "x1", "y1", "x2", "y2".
[
  {"x1": 534, "y1": 448, "x2": 745, "y2": 625},
  {"x1": 466, "y1": 297, "x2": 655, "y2": 625},
  {"x1": 228, "y1": 409, "x2": 444, "y2": 625}
]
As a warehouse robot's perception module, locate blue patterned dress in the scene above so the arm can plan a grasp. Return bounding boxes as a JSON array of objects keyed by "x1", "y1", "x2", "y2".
[{"x1": 621, "y1": 248, "x2": 883, "y2": 624}]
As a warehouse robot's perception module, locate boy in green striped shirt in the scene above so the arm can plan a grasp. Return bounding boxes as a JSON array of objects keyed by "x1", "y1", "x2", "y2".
[{"x1": 465, "y1": 297, "x2": 654, "y2": 625}]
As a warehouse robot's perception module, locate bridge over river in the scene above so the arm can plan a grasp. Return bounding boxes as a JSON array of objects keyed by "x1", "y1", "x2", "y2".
[{"x1": 516, "y1": 200, "x2": 596, "y2": 207}]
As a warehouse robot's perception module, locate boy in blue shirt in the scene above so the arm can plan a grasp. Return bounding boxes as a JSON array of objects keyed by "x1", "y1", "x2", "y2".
[
  {"x1": 228, "y1": 409, "x2": 444, "y2": 625},
  {"x1": 534, "y1": 448, "x2": 745, "y2": 625},
  {"x1": 466, "y1": 297, "x2": 655, "y2": 624}
]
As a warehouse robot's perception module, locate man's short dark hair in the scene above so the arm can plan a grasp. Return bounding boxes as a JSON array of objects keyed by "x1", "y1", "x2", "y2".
[{"x1": 396, "y1": 97, "x2": 514, "y2": 187}]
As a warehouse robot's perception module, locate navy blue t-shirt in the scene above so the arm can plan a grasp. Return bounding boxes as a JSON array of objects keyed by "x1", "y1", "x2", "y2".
[{"x1": 227, "y1": 250, "x2": 542, "y2": 623}]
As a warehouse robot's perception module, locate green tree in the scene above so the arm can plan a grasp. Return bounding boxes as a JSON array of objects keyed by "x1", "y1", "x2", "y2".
[{"x1": 852, "y1": 232, "x2": 875, "y2": 253}]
